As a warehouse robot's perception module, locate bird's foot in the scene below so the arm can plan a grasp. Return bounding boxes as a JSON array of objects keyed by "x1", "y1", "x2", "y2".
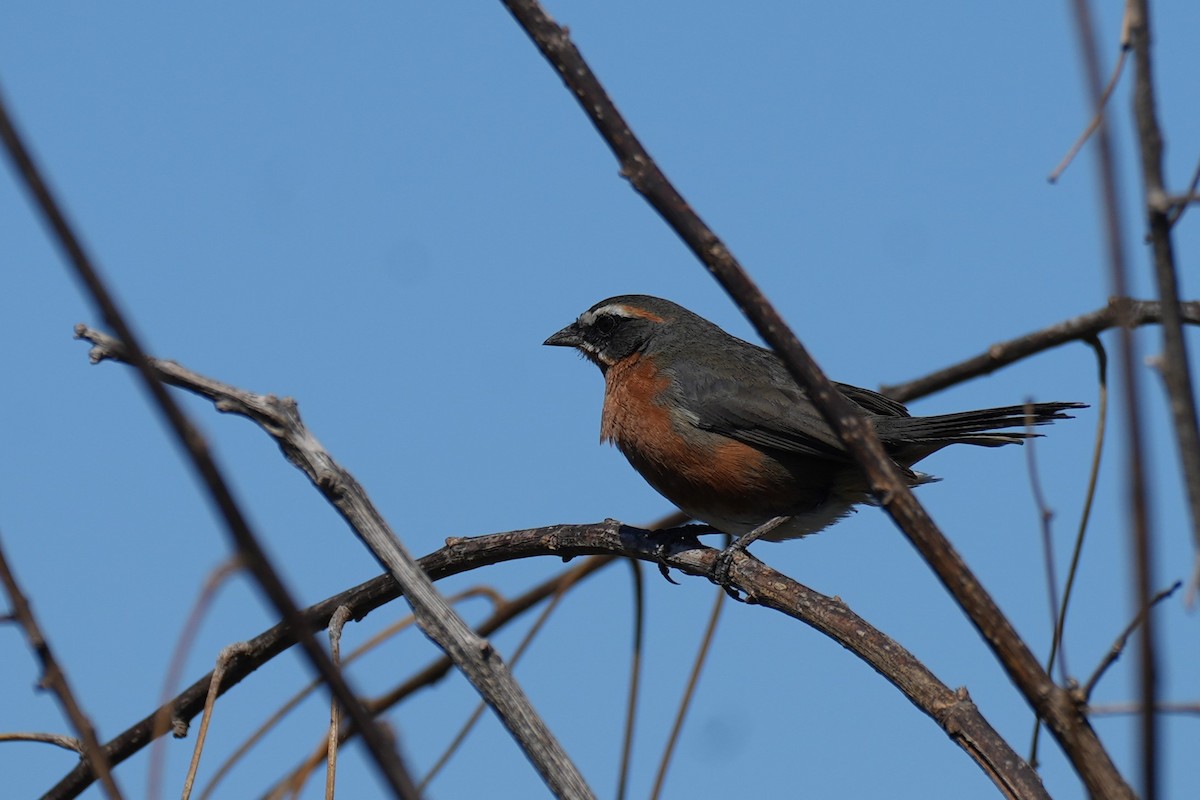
[
  {"x1": 712, "y1": 538, "x2": 748, "y2": 599},
  {"x1": 710, "y1": 517, "x2": 791, "y2": 600}
]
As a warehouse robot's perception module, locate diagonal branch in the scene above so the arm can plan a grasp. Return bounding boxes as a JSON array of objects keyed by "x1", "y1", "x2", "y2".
[
  {"x1": 71, "y1": 325, "x2": 592, "y2": 799},
  {"x1": 1047, "y1": 8, "x2": 1131, "y2": 184},
  {"x1": 0, "y1": 531, "x2": 123, "y2": 799},
  {"x1": 499, "y1": 1, "x2": 1131, "y2": 796},
  {"x1": 0, "y1": 83, "x2": 420, "y2": 800},
  {"x1": 1081, "y1": 581, "x2": 1181, "y2": 703}
]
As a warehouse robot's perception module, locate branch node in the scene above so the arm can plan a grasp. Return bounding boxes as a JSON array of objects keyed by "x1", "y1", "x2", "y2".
[
  {"x1": 1146, "y1": 186, "x2": 1171, "y2": 214},
  {"x1": 172, "y1": 716, "x2": 189, "y2": 739}
]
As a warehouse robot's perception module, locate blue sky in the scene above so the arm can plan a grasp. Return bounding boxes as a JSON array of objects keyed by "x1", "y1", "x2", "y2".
[{"x1": 3, "y1": 3, "x2": 1199, "y2": 798}]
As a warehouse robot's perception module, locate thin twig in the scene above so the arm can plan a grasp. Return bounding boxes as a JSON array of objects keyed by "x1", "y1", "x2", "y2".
[
  {"x1": 1188, "y1": 552, "x2": 1200, "y2": 609},
  {"x1": 1086, "y1": 701, "x2": 1200, "y2": 717},
  {"x1": 1047, "y1": 8, "x2": 1131, "y2": 184},
  {"x1": 1025, "y1": 403, "x2": 1065, "y2": 679},
  {"x1": 148, "y1": 558, "x2": 242, "y2": 800},
  {"x1": 198, "y1": 588, "x2": 503, "y2": 800},
  {"x1": 1084, "y1": 582, "x2": 1176, "y2": 700},
  {"x1": 1081, "y1": 581, "x2": 1180, "y2": 700},
  {"x1": 180, "y1": 642, "x2": 253, "y2": 800},
  {"x1": 1055, "y1": 337, "x2": 1109, "y2": 668},
  {"x1": 1165, "y1": 151, "x2": 1200, "y2": 228},
  {"x1": 326, "y1": 606, "x2": 353, "y2": 800},
  {"x1": 0, "y1": 84, "x2": 418, "y2": 800},
  {"x1": 500, "y1": 1, "x2": 1128, "y2": 795},
  {"x1": 1023, "y1": 402, "x2": 1062, "y2": 770},
  {"x1": 0, "y1": 732, "x2": 83, "y2": 753},
  {"x1": 650, "y1": 583, "x2": 725, "y2": 800},
  {"x1": 0, "y1": 530, "x2": 123, "y2": 799},
  {"x1": 1029, "y1": 337, "x2": 1109, "y2": 767},
  {"x1": 616, "y1": 559, "x2": 644, "y2": 800}
]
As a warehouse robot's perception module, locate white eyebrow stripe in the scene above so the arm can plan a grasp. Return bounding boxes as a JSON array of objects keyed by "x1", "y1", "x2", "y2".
[{"x1": 579, "y1": 305, "x2": 637, "y2": 326}]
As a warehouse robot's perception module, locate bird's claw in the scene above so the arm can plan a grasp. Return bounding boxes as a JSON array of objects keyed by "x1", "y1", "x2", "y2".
[
  {"x1": 654, "y1": 540, "x2": 681, "y2": 585},
  {"x1": 711, "y1": 540, "x2": 746, "y2": 600},
  {"x1": 650, "y1": 525, "x2": 707, "y2": 585}
]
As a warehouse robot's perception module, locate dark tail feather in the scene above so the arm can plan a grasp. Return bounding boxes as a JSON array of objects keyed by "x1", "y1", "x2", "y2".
[{"x1": 881, "y1": 402, "x2": 1086, "y2": 447}]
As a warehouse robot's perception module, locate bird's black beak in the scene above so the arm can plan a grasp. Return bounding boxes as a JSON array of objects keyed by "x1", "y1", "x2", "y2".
[{"x1": 544, "y1": 322, "x2": 584, "y2": 348}]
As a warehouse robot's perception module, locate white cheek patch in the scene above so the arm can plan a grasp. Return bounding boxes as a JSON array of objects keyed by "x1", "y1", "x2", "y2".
[{"x1": 575, "y1": 340, "x2": 615, "y2": 366}]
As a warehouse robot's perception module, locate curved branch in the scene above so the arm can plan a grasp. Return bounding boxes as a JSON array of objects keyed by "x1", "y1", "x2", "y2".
[
  {"x1": 880, "y1": 298, "x2": 1200, "y2": 403},
  {"x1": 47, "y1": 525, "x2": 1048, "y2": 800}
]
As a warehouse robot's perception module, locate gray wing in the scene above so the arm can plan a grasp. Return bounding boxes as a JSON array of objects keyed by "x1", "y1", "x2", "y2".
[{"x1": 671, "y1": 346, "x2": 910, "y2": 460}]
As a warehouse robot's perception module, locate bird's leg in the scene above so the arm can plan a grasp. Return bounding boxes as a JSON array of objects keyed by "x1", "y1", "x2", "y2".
[{"x1": 712, "y1": 516, "x2": 790, "y2": 598}]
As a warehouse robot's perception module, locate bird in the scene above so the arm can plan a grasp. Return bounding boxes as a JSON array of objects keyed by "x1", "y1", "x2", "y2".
[{"x1": 544, "y1": 294, "x2": 1083, "y2": 556}]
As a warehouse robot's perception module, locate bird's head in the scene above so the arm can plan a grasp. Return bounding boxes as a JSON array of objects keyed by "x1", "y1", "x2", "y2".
[{"x1": 543, "y1": 295, "x2": 689, "y2": 370}]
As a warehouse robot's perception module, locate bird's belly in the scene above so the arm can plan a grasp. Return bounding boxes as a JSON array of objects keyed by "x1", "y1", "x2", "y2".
[
  {"x1": 684, "y1": 500, "x2": 860, "y2": 540},
  {"x1": 599, "y1": 357, "x2": 867, "y2": 539},
  {"x1": 622, "y1": 439, "x2": 823, "y2": 523}
]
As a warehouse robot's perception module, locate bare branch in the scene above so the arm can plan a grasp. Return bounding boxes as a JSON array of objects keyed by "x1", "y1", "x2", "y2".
[
  {"x1": 0, "y1": 732, "x2": 83, "y2": 754},
  {"x1": 209, "y1": 525, "x2": 673, "y2": 799},
  {"x1": 178, "y1": 642, "x2": 254, "y2": 800},
  {"x1": 1086, "y1": 702, "x2": 1200, "y2": 717},
  {"x1": 1030, "y1": 337, "x2": 1110, "y2": 767},
  {"x1": 198, "y1": 587, "x2": 503, "y2": 800},
  {"x1": 0, "y1": 530, "x2": 123, "y2": 798},
  {"x1": 1081, "y1": 581, "x2": 1182, "y2": 702},
  {"x1": 616, "y1": 559, "x2": 644, "y2": 800},
  {"x1": 1165, "y1": 154, "x2": 1200, "y2": 228},
  {"x1": 148, "y1": 558, "x2": 242, "y2": 800},
  {"x1": 418, "y1": 566, "x2": 582, "y2": 792},
  {"x1": 73, "y1": 324, "x2": 590, "y2": 800},
  {"x1": 1024, "y1": 407, "x2": 1065, "y2": 680},
  {"x1": 879, "y1": 298, "x2": 1200, "y2": 403},
  {"x1": 326, "y1": 606, "x2": 353, "y2": 800},
  {"x1": 650, "y1": 584, "x2": 726, "y2": 800},
  {"x1": 1047, "y1": 8, "x2": 1131, "y2": 184},
  {"x1": 0, "y1": 85, "x2": 418, "y2": 800},
  {"x1": 45, "y1": 548, "x2": 615, "y2": 800},
  {"x1": 46, "y1": 525, "x2": 1049, "y2": 800}
]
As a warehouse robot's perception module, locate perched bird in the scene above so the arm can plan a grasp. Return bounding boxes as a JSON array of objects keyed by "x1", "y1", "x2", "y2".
[{"x1": 545, "y1": 294, "x2": 1082, "y2": 546}]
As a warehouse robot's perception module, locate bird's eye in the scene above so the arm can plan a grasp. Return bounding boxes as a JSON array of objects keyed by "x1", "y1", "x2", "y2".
[{"x1": 594, "y1": 314, "x2": 618, "y2": 334}]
